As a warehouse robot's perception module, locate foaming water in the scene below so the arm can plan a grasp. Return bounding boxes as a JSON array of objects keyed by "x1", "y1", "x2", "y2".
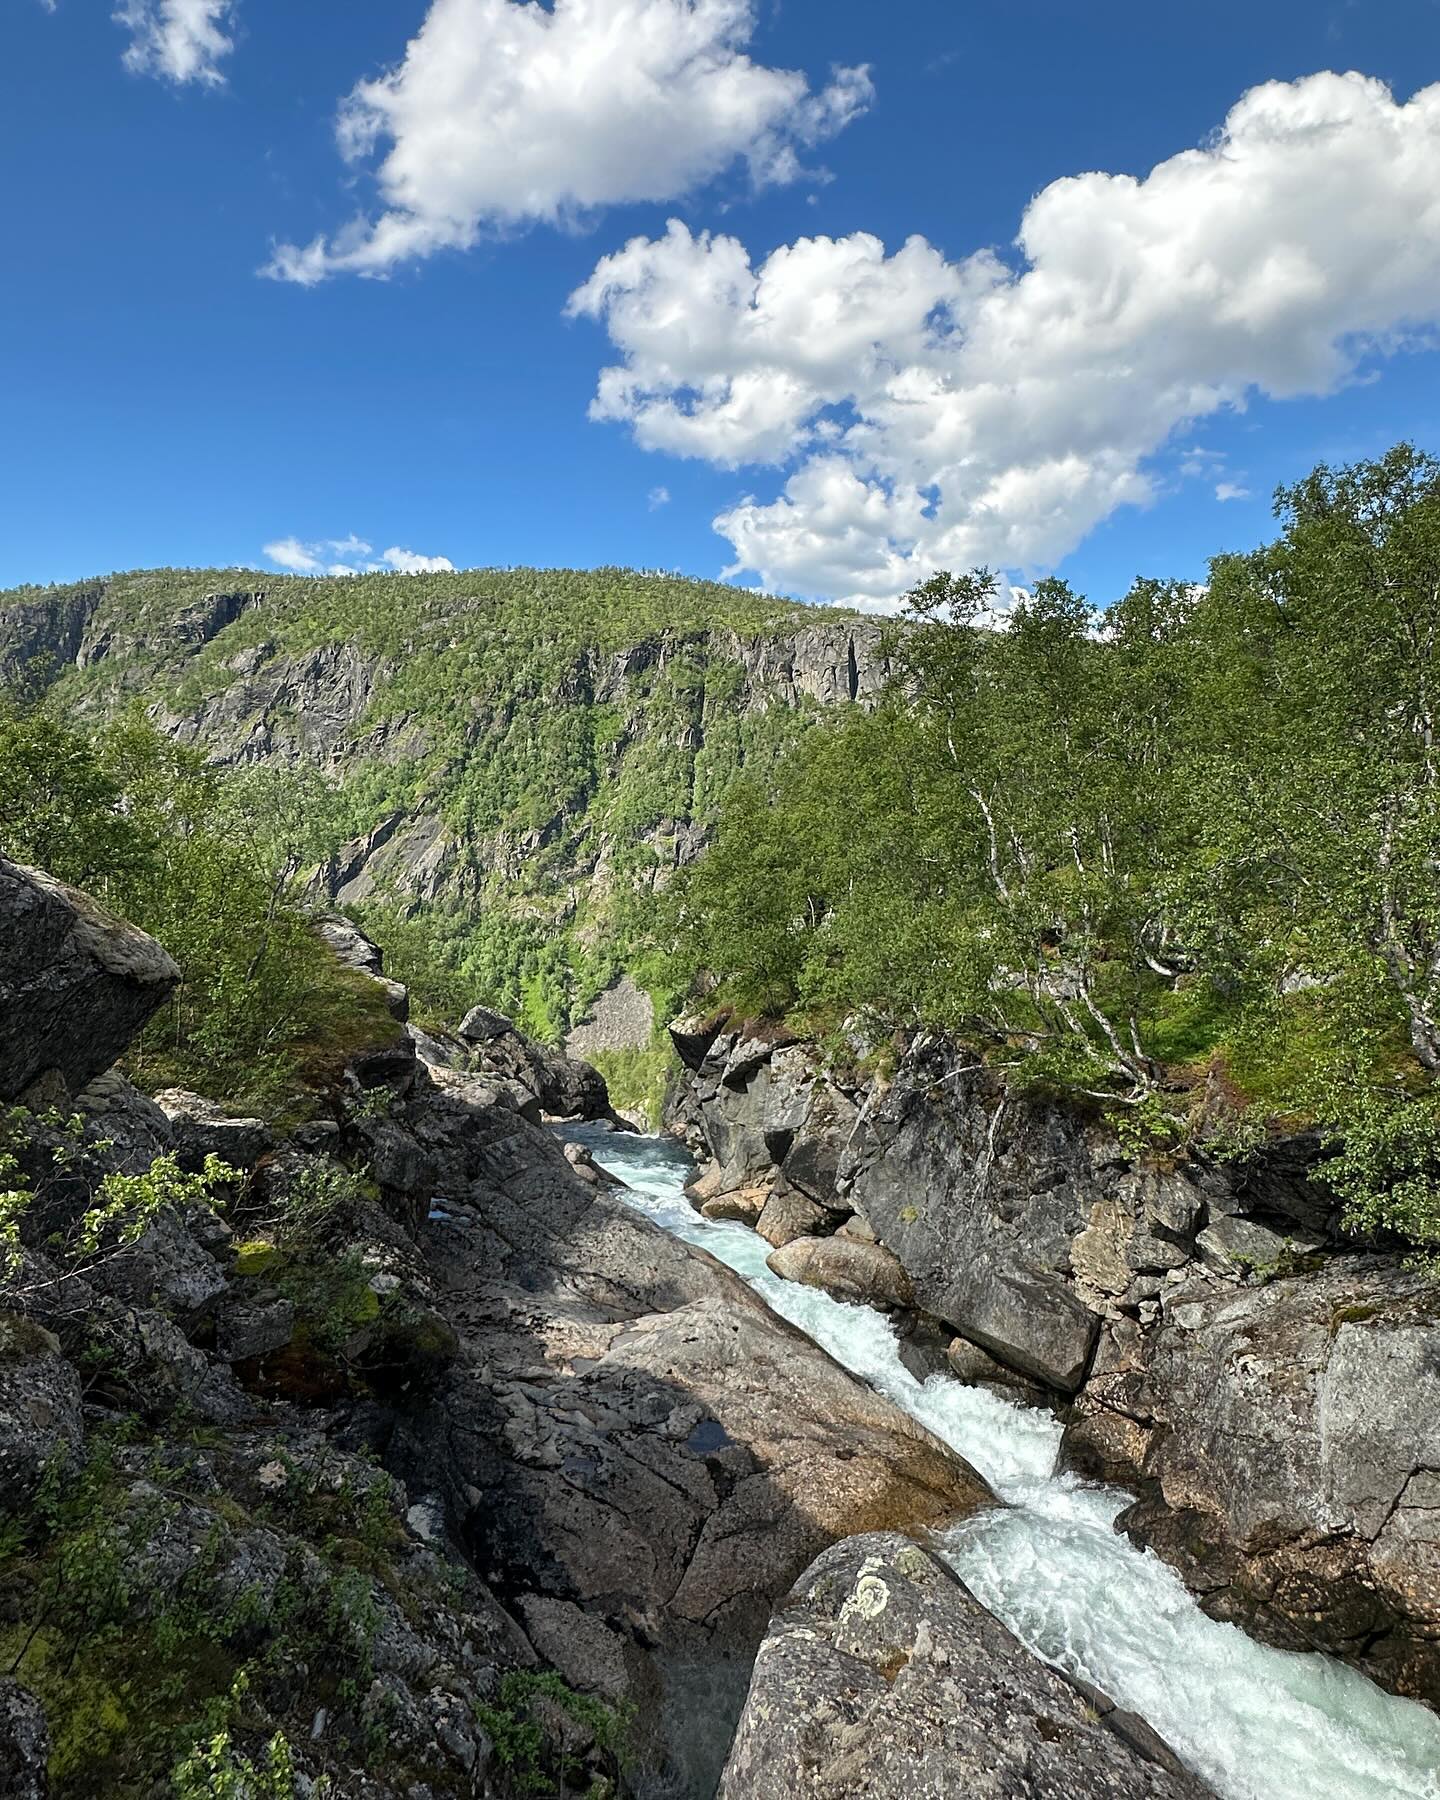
[{"x1": 569, "y1": 1124, "x2": 1440, "y2": 1800}]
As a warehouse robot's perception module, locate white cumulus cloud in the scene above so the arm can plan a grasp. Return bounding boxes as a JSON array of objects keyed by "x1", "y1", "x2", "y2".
[
  {"x1": 264, "y1": 0, "x2": 871, "y2": 284},
  {"x1": 570, "y1": 71, "x2": 1440, "y2": 604},
  {"x1": 1215, "y1": 481, "x2": 1251, "y2": 503},
  {"x1": 263, "y1": 536, "x2": 455, "y2": 576},
  {"x1": 115, "y1": 0, "x2": 237, "y2": 86}
]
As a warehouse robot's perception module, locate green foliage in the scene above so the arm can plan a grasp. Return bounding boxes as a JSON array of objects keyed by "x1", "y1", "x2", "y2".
[
  {"x1": 171, "y1": 1722, "x2": 300, "y2": 1800},
  {"x1": 587, "y1": 1042, "x2": 678, "y2": 1130},
  {"x1": 0, "y1": 698, "x2": 397, "y2": 1115},
  {"x1": 475, "y1": 1669, "x2": 634, "y2": 1795},
  {"x1": 673, "y1": 446, "x2": 1440, "y2": 1255},
  {"x1": 1319, "y1": 1093, "x2": 1440, "y2": 1270},
  {"x1": 0, "y1": 1107, "x2": 236, "y2": 1280},
  {"x1": 3, "y1": 564, "x2": 846, "y2": 1043}
]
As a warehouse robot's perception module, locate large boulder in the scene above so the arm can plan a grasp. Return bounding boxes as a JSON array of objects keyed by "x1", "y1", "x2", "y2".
[
  {"x1": 719, "y1": 1534, "x2": 1212, "y2": 1799},
  {"x1": 1065, "y1": 1259, "x2": 1440, "y2": 1703},
  {"x1": 767, "y1": 1235, "x2": 914, "y2": 1311},
  {"x1": 456, "y1": 1005, "x2": 620, "y2": 1124},
  {"x1": 0, "y1": 856, "x2": 180, "y2": 1103},
  {"x1": 390, "y1": 1097, "x2": 995, "y2": 1797}
]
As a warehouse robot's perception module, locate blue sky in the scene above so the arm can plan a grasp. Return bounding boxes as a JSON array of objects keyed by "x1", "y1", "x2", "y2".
[{"x1": 5, "y1": 0, "x2": 1440, "y2": 609}]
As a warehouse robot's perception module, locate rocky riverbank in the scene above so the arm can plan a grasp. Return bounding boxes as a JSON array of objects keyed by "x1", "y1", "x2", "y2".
[
  {"x1": 665, "y1": 1015, "x2": 1440, "y2": 1709},
  {"x1": 0, "y1": 857, "x2": 1219, "y2": 1799}
]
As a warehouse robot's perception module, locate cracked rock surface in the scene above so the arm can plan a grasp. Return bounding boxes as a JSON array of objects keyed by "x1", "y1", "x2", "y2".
[{"x1": 718, "y1": 1532, "x2": 1213, "y2": 1799}]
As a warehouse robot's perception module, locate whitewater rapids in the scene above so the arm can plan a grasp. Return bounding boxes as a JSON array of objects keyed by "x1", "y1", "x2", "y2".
[{"x1": 567, "y1": 1125, "x2": 1440, "y2": 1800}]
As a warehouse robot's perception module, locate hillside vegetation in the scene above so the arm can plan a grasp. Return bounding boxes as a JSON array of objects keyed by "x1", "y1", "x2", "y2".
[
  {"x1": 0, "y1": 564, "x2": 881, "y2": 1039},
  {"x1": 670, "y1": 446, "x2": 1440, "y2": 1261}
]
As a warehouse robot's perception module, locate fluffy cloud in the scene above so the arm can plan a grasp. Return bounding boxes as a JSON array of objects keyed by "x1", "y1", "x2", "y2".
[
  {"x1": 571, "y1": 72, "x2": 1440, "y2": 604},
  {"x1": 114, "y1": 0, "x2": 236, "y2": 86},
  {"x1": 265, "y1": 0, "x2": 870, "y2": 284},
  {"x1": 1215, "y1": 482, "x2": 1251, "y2": 503},
  {"x1": 262, "y1": 536, "x2": 455, "y2": 576}
]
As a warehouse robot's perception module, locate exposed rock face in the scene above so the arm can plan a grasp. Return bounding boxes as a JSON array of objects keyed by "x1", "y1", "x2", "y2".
[
  {"x1": 1066, "y1": 1260, "x2": 1440, "y2": 1703},
  {"x1": 766, "y1": 1235, "x2": 914, "y2": 1311},
  {"x1": 0, "y1": 856, "x2": 180, "y2": 1103},
  {"x1": 0, "y1": 1679, "x2": 49, "y2": 1800},
  {"x1": 456, "y1": 1002, "x2": 622, "y2": 1124},
  {"x1": 0, "y1": 1315, "x2": 82, "y2": 1511},
  {"x1": 0, "y1": 855, "x2": 1000, "y2": 1795},
  {"x1": 719, "y1": 1533, "x2": 1213, "y2": 1800},
  {"x1": 0, "y1": 573, "x2": 896, "y2": 1007},
  {"x1": 384, "y1": 1086, "x2": 996, "y2": 1795},
  {"x1": 565, "y1": 972, "x2": 656, "y2": 1059},
  {"x1": 314, "y1": 914, "x2": 410, "y2": 1021},
  {"x1": 668, "y1": 1018, "x2": 1440, "y2": 1707}
]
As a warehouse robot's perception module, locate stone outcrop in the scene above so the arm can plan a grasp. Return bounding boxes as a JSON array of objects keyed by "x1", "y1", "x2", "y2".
[
  {"x1": 456, "y1": 1002, "x2": 623, "y2": 1124},
  {"x1": 0, "y1": 856, "x2": 180, "y2": 1104},
  {"x1": 0, "y1": 1315, "x2": 82, "y2": 1512},
  {"x1": 667, "y1": 1016, "x2": 1440, "y2": 1707},
  {"x1": 1066, "y1": 1259, "x2": 1440, "y2": 1703},
  {"x1": 565, "y1": 972, "x2": 656, "y2": 1059},
  {"x1": 0, "y1": 1679, "x2": 49, "y2": 1800},
  {"x1": 766, "y1": 1235, "x2": 914, "y2": 1311},
  {"x1": 719, "y1": 1533, "x2": 1212, "y2": 1799}
]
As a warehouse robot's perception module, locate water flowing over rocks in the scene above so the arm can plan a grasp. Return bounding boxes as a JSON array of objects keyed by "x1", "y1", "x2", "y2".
[
  {"x1": 718, "y1": 1533, "x2": 1213, "y2": 1800},
  {"x1": 667, "y1": 1014, "x2": 1440, "y2": 1708}
]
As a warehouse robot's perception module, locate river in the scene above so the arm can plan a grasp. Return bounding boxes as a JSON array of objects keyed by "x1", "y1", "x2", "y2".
[{"x1": 566, "y1": 1124, "x2": 1440, "y2": 1800}]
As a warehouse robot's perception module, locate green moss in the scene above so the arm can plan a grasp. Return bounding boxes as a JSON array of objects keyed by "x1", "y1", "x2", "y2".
[{"x1": 233, "y1": 1241, "x2": 281, "y2": 1276}]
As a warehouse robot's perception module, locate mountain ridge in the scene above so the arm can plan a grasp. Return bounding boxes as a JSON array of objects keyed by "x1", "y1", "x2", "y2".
[{"x1": 0, "y1": 565, "x2": 894, "y2": 1036}]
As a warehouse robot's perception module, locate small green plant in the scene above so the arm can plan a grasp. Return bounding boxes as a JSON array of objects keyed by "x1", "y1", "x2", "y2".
[
  {"x1": 475, "y1": 1670, "x2": 635, "y2": 1794},
  {"x1": 171, "y1": 1726, "x2": 299, "y2": 1800},
  {"x1": 0, "y1": 1105, "x2": 236, "y2": 1281}
]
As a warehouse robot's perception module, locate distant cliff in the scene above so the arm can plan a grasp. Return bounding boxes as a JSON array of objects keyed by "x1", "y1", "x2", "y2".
[{"x1": 0, "y1": 566, "x2": 894, "y2": 1029}]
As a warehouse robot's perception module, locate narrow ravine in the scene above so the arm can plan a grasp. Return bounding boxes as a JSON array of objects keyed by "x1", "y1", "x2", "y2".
[{"x1": 568, "y1": 1125, "x2": 1440, "y2": 1800}]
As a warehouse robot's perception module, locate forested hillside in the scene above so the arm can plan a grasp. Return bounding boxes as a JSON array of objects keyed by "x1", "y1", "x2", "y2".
[
  {"x1": 0, "y1": 564, "x2": 888, "y2": 1043},
  {"x1": 672, "y1": 446, "x2": 1440, "y2": 1261}
]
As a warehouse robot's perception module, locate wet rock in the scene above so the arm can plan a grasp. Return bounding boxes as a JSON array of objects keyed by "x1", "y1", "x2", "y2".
[
  {"x1": 0, "y1": 856, "x2": 180, "y2": 1103},
  {"x1": 756, "y1": 1183, "x2": 834, "y2": 1249},
  {"x1": 0, "y1": 1313, "x2": 82, "y2": 1510},
  {"x1": 767, "y1": 1235, "x2": 913, "y2": 1311},
  {"x1": 702, "y1": 1189, "x2": 768, "y2": 1225},
  {"x1": 719, "y1": 1533, "x2": 1212, "y2": 1799}
]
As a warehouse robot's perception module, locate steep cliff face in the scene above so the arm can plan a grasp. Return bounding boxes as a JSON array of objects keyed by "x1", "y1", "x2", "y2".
[
  {"x1": 665, "y1": 1019, "x2": 1440, "y2": 1710},
  {"x1": 0, "y1": 567, "x2": 894, "y2": 1024}
]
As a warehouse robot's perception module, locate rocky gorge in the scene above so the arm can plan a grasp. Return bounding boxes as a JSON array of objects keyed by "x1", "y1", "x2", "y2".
[
  {"x1": 0, "y1": 852, "x2": 1249, "y2": 1799},
  {"x1": 663, "y1": 1015, "x2": 1440, "y2": 1714}
]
